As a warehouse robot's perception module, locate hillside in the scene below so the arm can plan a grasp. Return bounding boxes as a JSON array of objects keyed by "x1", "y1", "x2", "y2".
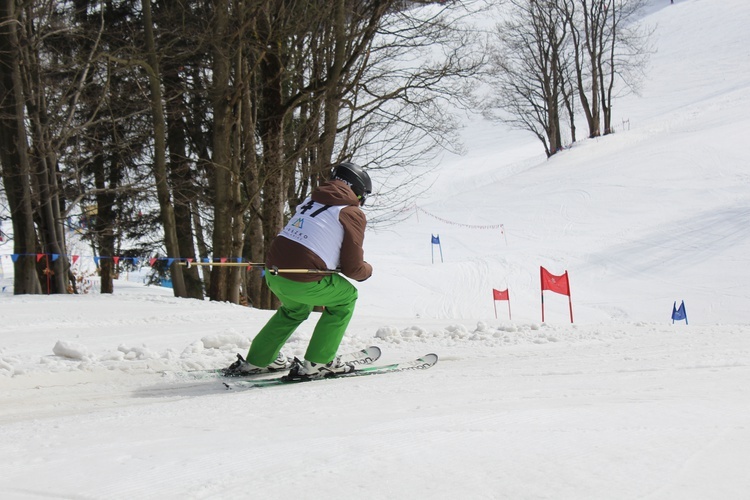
[
  {"x1": 1, "y1": 1, "x2": 750, "y2": 499},
  {"x1": 362, "y1": 0, "x2": 750, "y2": 325}
]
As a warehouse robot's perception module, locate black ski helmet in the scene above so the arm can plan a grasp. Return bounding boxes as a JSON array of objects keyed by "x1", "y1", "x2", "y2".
[{"x1": 332, "y1": 162, "x2": 372, "y2": 205}]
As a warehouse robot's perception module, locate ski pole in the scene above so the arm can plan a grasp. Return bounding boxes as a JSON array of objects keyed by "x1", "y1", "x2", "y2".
[
  {"x1": 178, "y1": 261, "x2": 339, "y2": 275},
  {"x1": 179, "y1": 261, "x2": 264, "y2": 269},
  {"x1": 267, "y1": 266, "x2": 340, "y2": 275}
]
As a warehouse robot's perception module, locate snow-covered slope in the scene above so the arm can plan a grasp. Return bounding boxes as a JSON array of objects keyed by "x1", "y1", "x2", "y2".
[
  {"x1": 363, "y1": 0, "x2": 750, "y2": 324},
  {"x1": 1, "y1": 1, "x2": 750, "y2": 498}
]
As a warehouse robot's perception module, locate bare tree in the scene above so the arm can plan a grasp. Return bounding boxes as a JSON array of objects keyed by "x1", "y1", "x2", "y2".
[
  {"x1": 158, "y1": 2, "x2": 206, "y2": 300},
  {"x1": 562, "y1": 0, "x2": 651, "y2": 137},
  {"x1": 2, "y1": 0, "x2": 489, "y2": 305},
  {"x1": 331, "y1": 1, "x2": 486, "y2": 221},
  {"x1": 142, "y1": 0, "x2": 189, "y2": 298},
  {"x1": 484, "y1": 0, "x2": 652, "y2": 154},
  {"x1": 598, "y1": 0, "x2": 652, "y2": 134},
  {"x1": 0, "y1": 0, "x2": 41, "y2": 293},
  {"x1": 564, "y1": 0, "x2": 604, "y2": 137},
  {"x1": 483, "y1": 0, "x2": 570, "y2": 157},
  {"x1": 62, "y1": 1, "x2": 162, "y2": 295}
]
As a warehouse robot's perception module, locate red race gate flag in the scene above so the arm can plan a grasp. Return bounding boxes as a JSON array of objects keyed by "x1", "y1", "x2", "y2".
[
  {"x1": 492, "y1": 288, "x2": 511, "y2": 320},
  {"x1": 540, "y1": 266, "x2": 570, "y2": 295},
  {"x1": 540, "y1": 267, "x2": 573, "y2": 323}
]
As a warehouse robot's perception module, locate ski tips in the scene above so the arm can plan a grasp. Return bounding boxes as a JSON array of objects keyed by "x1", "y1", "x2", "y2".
[
  {"x1": 366, "y1": 345, "x2": 382, "y2": 356},
  {"x1": 421, "y1": 354, "x2": 438, "y2": 369}
]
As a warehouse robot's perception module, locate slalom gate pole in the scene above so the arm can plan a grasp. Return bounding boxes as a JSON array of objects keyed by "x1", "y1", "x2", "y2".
[
  {"x1": 568, "y1": 294, "x2": 574, "y2": 323},
  {"x1": 540, "y1": 267, "x2": 545, "y2": 322},
  {"x1": 507, "y1": 293, "x2": 512, "y2": 321}
]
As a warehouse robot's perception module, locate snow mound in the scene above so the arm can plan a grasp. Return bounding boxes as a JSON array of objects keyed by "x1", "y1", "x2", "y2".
[
  {"x1": 200, "y1": 330, "x2": 251, "y2": 350},
  {"x1": 374, "y1": 322, "x2": 611, "y2": 347},
  {"x1": 117, "y1": 344, "x2": 159, "y2": 360},
  {"x1": 52, "y1": 340, "x2": 89, "y2": 360}
]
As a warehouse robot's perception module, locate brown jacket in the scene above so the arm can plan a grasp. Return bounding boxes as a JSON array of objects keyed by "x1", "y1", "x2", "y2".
[{"x1": 266, "y1": 180, "x2": 373, "y2": 282}]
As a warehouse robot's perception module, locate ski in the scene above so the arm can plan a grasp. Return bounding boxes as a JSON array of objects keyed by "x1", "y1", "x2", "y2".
[
  {"x1": 160, "y1": 345, "x2": 381, "y2": 380},
  {"x1": 223, "y1": 352, "x2": 438, "y2": 390}
]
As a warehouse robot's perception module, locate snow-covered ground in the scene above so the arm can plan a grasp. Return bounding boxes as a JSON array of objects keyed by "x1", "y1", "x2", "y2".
[{"x1": 2, "y1": 0, "x2": 750, "y2": 498}]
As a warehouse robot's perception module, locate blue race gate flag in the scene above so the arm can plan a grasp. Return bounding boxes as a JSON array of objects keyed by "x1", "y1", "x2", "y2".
[
  {"x1": 431, "y1": 234, "x2": 443, "y2": 263},
  {"x1": 672, "y1": 300, "x2": 688, "y2": 324}
]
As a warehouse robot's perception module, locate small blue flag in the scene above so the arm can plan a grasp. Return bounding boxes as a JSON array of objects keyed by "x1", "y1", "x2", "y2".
[
  {"x1": 430, "y1": 234, "x2": 443, "y2": 263},
  {"x1": 671, "y1": 300, "x2": 688, "y2": 324}
]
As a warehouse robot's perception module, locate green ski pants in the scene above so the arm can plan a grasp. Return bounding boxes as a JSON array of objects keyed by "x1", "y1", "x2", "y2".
[{"x1": 246, "y1": 272, "x2": 359, "y2": 366}]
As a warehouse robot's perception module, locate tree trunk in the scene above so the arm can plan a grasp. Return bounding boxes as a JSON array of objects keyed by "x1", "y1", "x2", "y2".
[
  {"x1": 142, "y1": 0, "x2": 187, "y2": 297},
  {"x1": 164, "y1": 59, "x2": 203, "y2": 299},
  {"x1": 92, "y1": 155, "x2": 117, "y2": 293},
  {"x1": 208, "y1": 0, "x2": 234, "y2": 302},
  {"x1": 257, "y1": 26, "x2": 286, "y2": 310},
  {"x1": 228, "y1": 78, "x2": 244, "y2": 305},
  {"x1": 600, "y1": 1, "x2": 616, "y2": 136},
  {"x1": 318, "y1": 0, "x2": 346, "y2": 166},
  {"x1": 0, "y1": 0, "x2": 41, "y2": 294},
  {"x1": 19, "y1": 11, "x2": 70, "y2": 294},
  {"x1": 582, "y1": 0, "x2": 602, "y2": 137},
  {"x1": 566, "y1": 1, "x2": 599, "y2": 139},
  {"x1": 191, "y1": 200, "x2": 211, "y2": 292},
  {"x1": 25, "y1": 125, "x2": 67, "y2": 293},
  {"x1": 30, "y1": 154, "x2": 68, "y2": 292},
  {"x1": 240, "y1": 56, "x2": 265, "y2": 308}
]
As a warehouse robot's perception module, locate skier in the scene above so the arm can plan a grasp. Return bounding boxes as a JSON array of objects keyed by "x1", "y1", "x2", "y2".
[{"x1": 225, "y1": 162, "x2": 373, "y2": 380}]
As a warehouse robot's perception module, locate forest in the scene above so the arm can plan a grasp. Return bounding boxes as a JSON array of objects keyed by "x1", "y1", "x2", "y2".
[{"x1": 0, "y1": 0, "x2": 648, "y2": 306}]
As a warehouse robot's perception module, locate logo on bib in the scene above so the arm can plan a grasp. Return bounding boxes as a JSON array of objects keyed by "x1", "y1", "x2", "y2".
[{"x1": 291, "y1": 218, "x2": 304, "y2": 229}]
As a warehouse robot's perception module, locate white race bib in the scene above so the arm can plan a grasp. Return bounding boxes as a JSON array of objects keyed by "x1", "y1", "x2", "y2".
[{"x1": 278, "y1": 198, "x2": 346, "y2": 269}]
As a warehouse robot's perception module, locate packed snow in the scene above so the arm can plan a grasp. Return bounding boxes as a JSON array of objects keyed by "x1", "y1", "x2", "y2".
[{"x1": 2, "y1": 1, "x2": 750, "y2": 498}]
